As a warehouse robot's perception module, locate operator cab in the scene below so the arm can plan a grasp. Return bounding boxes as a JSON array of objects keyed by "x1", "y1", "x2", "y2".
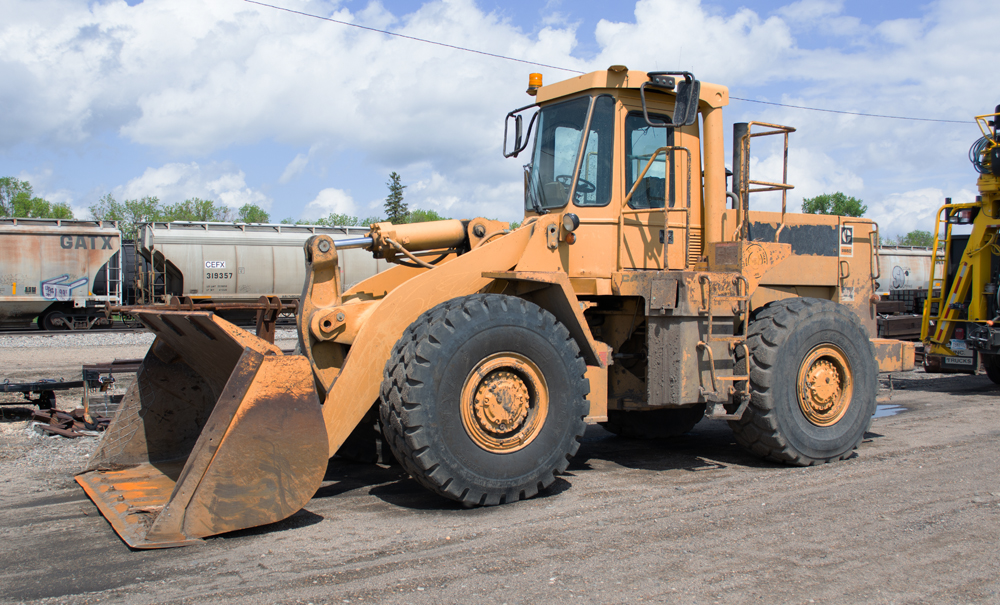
[{"x1": 504, "y1": 68, "x2": 718, "y2": 273}]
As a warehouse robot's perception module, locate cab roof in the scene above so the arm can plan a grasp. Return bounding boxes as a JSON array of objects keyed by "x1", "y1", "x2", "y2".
[{"x1": 535, "y1": 67, "x2": 729, "y2": 109}]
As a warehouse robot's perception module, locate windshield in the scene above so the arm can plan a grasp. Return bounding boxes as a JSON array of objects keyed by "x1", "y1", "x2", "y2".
[{"x1": 524, "y1": 96, "x2": 592, "y2": 212}]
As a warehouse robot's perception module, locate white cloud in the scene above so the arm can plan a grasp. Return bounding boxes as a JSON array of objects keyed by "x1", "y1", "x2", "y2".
[
  {"x1": 280, "y1": 153, "x2": 310, "y2": 184},
  {"x1": 1, "y1": 0, "x2": 998, "y2": 232},
  {"x1": 302, "y1": 187, "x2": 357, "y2": 220},
  {"x1": 868, "y1": 187, "x2": 977, "y2": 241},
  {"x1": 112, "y1": 162, "x2": 271, "y2": 211}
]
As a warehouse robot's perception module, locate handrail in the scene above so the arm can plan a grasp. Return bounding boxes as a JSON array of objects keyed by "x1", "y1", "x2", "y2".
[
  {"x1": 616, "y1": 145, "x2": 692, "y2": 271},
  {"x1": 733, "y1": 122, "x2": 796, "y2": 241},
  {"x1": 920, "y1": 201, "x2": 976, "y2": 341}
]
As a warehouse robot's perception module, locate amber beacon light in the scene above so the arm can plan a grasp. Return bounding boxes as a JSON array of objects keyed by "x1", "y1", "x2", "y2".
[{"x1": 526, "y1": 73, "x2": 542, "y2": 95}]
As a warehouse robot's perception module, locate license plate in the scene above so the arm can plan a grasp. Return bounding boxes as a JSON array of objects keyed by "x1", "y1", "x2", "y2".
[{"x1": 949, "y1": 339, "x2": 968, "y2": 351}]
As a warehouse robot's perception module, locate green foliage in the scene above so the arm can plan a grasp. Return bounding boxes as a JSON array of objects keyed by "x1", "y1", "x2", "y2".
[
  {"x1": 0, "y1": 177, "x2": 74, "y2": 219},
  {"x1": 283, "y1": 213, "x2": 383, "y2": 227},
  {"x1": 162, "y1": 197, "x2": 233, "y2": 222},
  {"x1": 0, "y1": 177, "x2": 32, "y2": 216},
  {"x1": 896, "y1": 230, "x2": 934, "y2": 247},
  {"x1": 509, "y1": 220, "x2": 521, "y2": 230},
  {"x1": 89, "y1": 194, "x2": 161, "y2": 239},
  {"x1": 406, "y1": 208, "x2": 447, "y2": 223},
  {"x1": 237, "y1": 203, "x2": 270, "y2": 223},
  {"x1": 91, "y1": 194, "x2": 266, "y2": 238},
  {"x1": 801, "y1": 192, "x2": 867, "y2": 217},
  {"x1": 383, "y1": 171, "x2": 408, "y2": 224},
  {"x1": 316, "y1": 213, "x2": 362, "y2": 227}
]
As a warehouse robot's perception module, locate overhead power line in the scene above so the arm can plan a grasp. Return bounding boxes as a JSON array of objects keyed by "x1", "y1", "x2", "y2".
[
  {"x1": 729, "y1": 97, "x2": 971, "y2": 124},
  {"x1": 245, "y1": 0, "x2": 971, "y2": 126},
  {"x1": 242, "y1": 0, "x2": 580, "y2": 73}
]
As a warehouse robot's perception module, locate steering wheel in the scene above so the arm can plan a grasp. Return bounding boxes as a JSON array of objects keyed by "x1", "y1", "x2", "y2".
[{"x1": 556, "y1": 174, "x2": 596, "y2": 195}]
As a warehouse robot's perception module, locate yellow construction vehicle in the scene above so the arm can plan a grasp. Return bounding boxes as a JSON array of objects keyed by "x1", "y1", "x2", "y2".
[
  {"x1": 76, "y1": 67, "x2": 914, "y2": 549},
  {"x1": 920, "y1": 107, "x2": 1000, "y2": 379}
]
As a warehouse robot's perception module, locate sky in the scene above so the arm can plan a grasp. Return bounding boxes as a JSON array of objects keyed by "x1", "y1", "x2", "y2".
[{"x1": 1, "y1": 0, "x2": 996, "y2": 238}]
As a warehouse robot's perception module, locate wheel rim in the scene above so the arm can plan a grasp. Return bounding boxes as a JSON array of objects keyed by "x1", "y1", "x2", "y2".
[
  {"x1": 460, "y1": 352, "x2": 549, "y2": 453},
  {"x1": 797, "y1": 344, "x2": 853, "y2": 427}
]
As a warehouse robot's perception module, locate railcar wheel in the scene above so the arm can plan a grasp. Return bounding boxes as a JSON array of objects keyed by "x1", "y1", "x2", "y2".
[
  {"x1": 38, "y1": 309, "x2": 67, "y2": 331},
  {"x1": 728, "y1": 297, "x2": 877, "y2": 465},
  {"x1": 379, "y1": 294, "x2": 589, "y2": 506},
  {"x1": 601, "y1": 405, "x2": 706, "y2": 439}
]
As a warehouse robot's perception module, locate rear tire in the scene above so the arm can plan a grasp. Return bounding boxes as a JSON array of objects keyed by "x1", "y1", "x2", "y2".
[
  {"x1": 728, "y1": 297, "x2": 877, "y2": 465},
  {"x1": 983, "y1": 354, "x2": 1000, "y2": 385},
  {"x1": 601, "y1": 405, "x2": 705, "y2": 439},
  {"x1": 380, "y1": 294, "x2": 589, "y2": 506}
]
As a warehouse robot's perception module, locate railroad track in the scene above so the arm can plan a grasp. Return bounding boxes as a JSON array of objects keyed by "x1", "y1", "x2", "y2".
[
  {"x1": 0, "y1": 325, "x2": 148, "y2": 337},
  {"x1": 0, "y1": 318, "x2": 299, "y2": 338}
]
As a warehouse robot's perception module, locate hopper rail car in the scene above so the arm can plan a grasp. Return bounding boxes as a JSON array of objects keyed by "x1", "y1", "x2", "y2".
[{"x1": 0, "y1": 220, "x2": 387, "y2": 330}]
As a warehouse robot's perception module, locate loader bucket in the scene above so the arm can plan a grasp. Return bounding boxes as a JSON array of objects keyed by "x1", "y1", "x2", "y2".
[{"x1": 76, "y1": 311, "x2": 328, "y2": 549}]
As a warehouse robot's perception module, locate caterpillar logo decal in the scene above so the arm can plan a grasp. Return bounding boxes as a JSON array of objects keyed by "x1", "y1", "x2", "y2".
[{"x1": 840, "y1": 226, "x2": 853, "y2": 258}]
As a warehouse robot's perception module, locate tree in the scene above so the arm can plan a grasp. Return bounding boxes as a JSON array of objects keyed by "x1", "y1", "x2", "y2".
[
  {"x1": 237, "y1": 203, "x2": 270, "y2": 223},
  {"x1": 316, "y1": 213, "x2": 360, "y2": 227},
  {"x1": 89, "y1": 193, "x2": 161, "y2": 239},
  {"x1": 801, "y1": 192, "x2": 867, "y2": 217},
  {"x1": 0, "y1": 177, "x2": 73, "y2": 219},
  {"x1": 383, "y1": 172, "x2": 408, "y2": 224},
  {"x1": 0, "y1": 177, "x2": 33, "y2": 216},
  {"x1": 162, "y1": 198, "x2": 233, "y2": 222},
  {"x1": 407, "y1": 208, "x2": 447, "y2": 223},
  {"x1": 896, "y1": 230, "x2": 934, "y2": 247}
]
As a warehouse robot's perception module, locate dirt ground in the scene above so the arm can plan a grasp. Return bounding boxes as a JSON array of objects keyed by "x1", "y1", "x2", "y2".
[{"x1": 1, "y1": 342, "x2": 998, "y2": 605}]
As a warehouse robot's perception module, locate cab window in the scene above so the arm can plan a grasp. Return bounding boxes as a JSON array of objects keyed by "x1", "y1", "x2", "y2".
[
  {"x1": 574, "y1": 95, "x2": 615, "y2": 207},
  {"x1": 525, "y1": 96, "x2": 591, "y2": 211},
  {"x1": 625, "y1": 113, "x2": 674, "y2": 209}
]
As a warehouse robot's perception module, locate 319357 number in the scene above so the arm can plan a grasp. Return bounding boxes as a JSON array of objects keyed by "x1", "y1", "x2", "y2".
[{"x1": 206, "y1": 272, "x2": 233, "y2": 279}]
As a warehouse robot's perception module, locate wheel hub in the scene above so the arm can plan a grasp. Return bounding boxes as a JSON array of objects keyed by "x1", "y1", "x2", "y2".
[
  {"x1": 473, "y1": 370, "x2": 530, "y2": 434},
  {"x1": 461, "y1": 353, "x2": 549, "y2": 453},
  {"x1": 797, "y1": 345, "x2": 853, "y2": 427}
]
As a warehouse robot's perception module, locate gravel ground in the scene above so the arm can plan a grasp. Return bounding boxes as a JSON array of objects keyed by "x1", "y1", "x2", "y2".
[{"x1": 1, "y1": 339, "x2": 998, "y2": 605}]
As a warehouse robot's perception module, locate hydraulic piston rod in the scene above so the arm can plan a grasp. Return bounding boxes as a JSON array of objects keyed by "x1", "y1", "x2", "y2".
[{"x1": 334, "y1": 237, "x2": 374, "y2": 250}]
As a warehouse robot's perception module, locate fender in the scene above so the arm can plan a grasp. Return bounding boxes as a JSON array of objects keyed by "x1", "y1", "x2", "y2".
[
  {"x1": 303, "y1": 220, "x2": 536, "y2": 458},
  {"x1": 482, "y1": 270, "x2": 605, "y2": 368}
]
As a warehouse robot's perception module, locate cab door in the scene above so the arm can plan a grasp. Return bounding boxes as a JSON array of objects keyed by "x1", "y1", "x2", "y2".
[{"x1": 619, "y1": 110, "x2": 689, "y2": 270}]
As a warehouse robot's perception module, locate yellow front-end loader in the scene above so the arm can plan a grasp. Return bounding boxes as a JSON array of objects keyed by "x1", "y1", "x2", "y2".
[{"x1": 77, "y1": 67, "x2": 914, "y2": 549}]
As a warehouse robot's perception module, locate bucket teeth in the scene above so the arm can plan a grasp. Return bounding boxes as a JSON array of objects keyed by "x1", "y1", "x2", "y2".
[{"x1": 77, "y1": 311, "x2": 328, "y2": 549}]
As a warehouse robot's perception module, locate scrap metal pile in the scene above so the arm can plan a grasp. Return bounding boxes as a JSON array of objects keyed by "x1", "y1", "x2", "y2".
[{"x1": 31, "y1": 407, "x2": 111, "y2": 438}]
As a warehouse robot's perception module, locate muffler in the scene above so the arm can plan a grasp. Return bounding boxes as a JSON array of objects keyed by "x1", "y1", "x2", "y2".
[{"x1": 76, "y1": 310, "x2": 328, "y2": 549}]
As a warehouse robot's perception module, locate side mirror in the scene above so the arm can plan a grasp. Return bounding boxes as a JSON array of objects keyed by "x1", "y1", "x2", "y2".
[
  {"x1": 503, "y1": 106, "x2": 538, "y2": 159},
  {"x1": 672, "y1": 78, "x2": 700, "y2": 127},
  {"x1": 640, "y1": 71, "x2": 700, "y2": 128}
]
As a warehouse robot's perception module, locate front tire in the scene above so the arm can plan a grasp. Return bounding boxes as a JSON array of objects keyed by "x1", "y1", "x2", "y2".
[
  {"x1": 380, "y1": 294, "x2": 590, "y2": 506},
  {"x1": 729, "y1": 298, "x2": 877, "y2": 465}
]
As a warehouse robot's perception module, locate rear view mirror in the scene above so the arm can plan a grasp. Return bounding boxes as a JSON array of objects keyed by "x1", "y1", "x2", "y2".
[
  {"x1": 640, "y1": 71, "x2": 700, "y2": 128},
  {"x1": 672, "y1": 78, "x2": 700, "y2": 127},
  {"x1": 503, "y1": 105, "x2": 538, "y2": 159}
]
